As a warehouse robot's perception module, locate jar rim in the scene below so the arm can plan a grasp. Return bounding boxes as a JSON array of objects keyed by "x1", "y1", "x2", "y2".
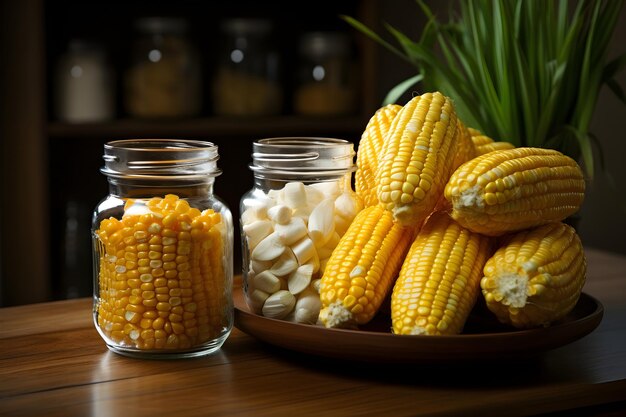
[
  {"x1": 101, "y1": 139, "x2": 221, "y2": 181},
  {"x1": 249, "y1": 137, "x2": 355, "y2": 179}
]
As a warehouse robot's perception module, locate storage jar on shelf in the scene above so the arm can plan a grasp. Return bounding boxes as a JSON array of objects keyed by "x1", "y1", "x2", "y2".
[
  {"x1": 92, "y1": 139, "x2": 234, "y2": 358},
  {"x1": 54, "y1": 39, "x2": 115, "y2": 123},
  {"x1": 239, "y1": 137, "x2": 362, "y2": 324},
  {"x1": 294, "y1": 32, "x2": 357, "y2": 116},
  {"x1": 124, "y1": 17, "x2": 202, "y2": 118},
  {"x1": 212, "y1": 18, "x2": 282, "y2": 116}
]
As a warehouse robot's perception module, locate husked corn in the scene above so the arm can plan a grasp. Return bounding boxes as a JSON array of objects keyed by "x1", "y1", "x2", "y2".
[
  {"x1": 355, "y1": 104, "x2": 403, "y2": 208},
  {"x1": 391, "y1": 211, "x2": 493, "y2": 335},
  {"x1": 375, "y1": 92, "x2": 464, "y2": 227},
  {"x1": 95, "y1": 194, "x2": 228, "y2": 350},
  {"x1": 318, "y1": 205, "x2": 416, "y2": 328},
  {"x1": 444, "y1": 147, "x2": 585, "y2": 236},
  {"x1": 481, "y1": 222, "x2": 586, "y2": 328},
  {"x1": 467, "y1": 127, "x2": 515, "y2": 156}
]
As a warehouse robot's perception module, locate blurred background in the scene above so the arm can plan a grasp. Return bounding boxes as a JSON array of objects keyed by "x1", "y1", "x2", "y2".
[{"x1": 1, "y1": 0, "x2": 625, "y2": 306}]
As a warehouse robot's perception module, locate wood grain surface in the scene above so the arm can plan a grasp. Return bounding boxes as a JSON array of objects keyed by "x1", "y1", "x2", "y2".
[{"x1": 1, "y1": 247, "x2": 625, "y2": 417}]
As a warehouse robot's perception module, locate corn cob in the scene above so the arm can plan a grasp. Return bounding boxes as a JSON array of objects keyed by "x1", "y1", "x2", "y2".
[
  {"x1": 391, "y1": 211, "x2": 493, "y2": 335},
  {"x1": 318, "y1": 205, "x2": 416, "y2": 328},
  {"x1": 467, "y1": 128, "x2": 515, "y2": 156},
  {"x1": 481, "y1": 222, "x2": 586, "y2": 328},
  {"x1": 444, "y1": 147, "x2": 585, "y2": 236},
  {"x1": 376, "y1": 92, "x2": 461, "y2": 227},
  {"x1": 95, "y1": 194, "x2": 229, "y2": 350},
  {"x1": 355, "y1": 104, "x2": 403, "y2": 208},
  {"x1": 452, "y1": 120, "x2": 477, "y2": 171}
]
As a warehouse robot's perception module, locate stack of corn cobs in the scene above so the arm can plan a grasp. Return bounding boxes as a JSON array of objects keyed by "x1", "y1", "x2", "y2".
[{"x1": 252, "y1": 91, "x2": 588, "y2": 335}]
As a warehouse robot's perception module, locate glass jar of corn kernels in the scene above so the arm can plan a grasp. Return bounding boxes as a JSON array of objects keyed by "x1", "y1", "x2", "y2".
[
  {"x1": 92, "y1": 139, "x2": 234, "y2": 358},
  {"x1": 240, "y1": 137, "x2": 361, "y2": 324}
]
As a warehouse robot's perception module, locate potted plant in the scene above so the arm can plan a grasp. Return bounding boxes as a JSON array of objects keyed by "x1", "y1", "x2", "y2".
[{"x1": 344, "y1": 0, "x2": 625, "y2": 180}]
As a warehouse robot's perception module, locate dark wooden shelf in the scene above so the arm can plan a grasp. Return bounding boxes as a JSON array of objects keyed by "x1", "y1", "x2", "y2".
[{"x1": 48, "y1": 115, "x2": 369, "y2": 140}]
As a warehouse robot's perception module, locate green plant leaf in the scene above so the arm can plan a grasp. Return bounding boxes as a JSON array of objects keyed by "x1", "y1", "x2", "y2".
[
  {"x1": 383, "y1": 74, "x2": 424, "y2": 105},
  {"x1": 340, "y1": 15, "x2": 409, "y2": 64},
  {"x1": 564, "y1": 125, "x2": 595, "y2": 179}
]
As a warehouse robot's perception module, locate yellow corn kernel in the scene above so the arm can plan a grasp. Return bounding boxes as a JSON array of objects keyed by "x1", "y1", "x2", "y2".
[
  {"x1": 318, "y1": 205, "x2": 417, "y2": 328},
  {"x1": 444, "y1": 147, "x2": 585, "y2": 236},
  {"x1": 355, "y1": 104, "x2": 403, "y2": 208},
  {"x1": 375, "y1": 92, "x2": 463, "y2": 226},
  {"x1": 391, "y1": 211, "x2": 493, "y2": 335},
  {"x1": 94, "y1": 195, "x2": 228, "y2": 351},
  {"x1": 481, "y1": 222, "x2": 586, "y2": 328}
]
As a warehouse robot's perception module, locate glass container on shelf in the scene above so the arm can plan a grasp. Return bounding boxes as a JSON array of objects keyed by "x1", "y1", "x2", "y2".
[
  {"x1": 212, "y1": 18, "x2": 282, "y2": 116},
  {"x1": 125, "y1": 17, "x2": 202, "y2": 118},
  {"x1": 294, "y1": 32, "x2": 357, "y2": 116},
  {"x1": 239, "y1": 137, "x2": 362, "y2": 324},
  {"x1": 92, "y1": 139, "x2": 234, "y2": 358},
  {"x1": 55, "y1": 39, "x2": 115, "y2": 123}
]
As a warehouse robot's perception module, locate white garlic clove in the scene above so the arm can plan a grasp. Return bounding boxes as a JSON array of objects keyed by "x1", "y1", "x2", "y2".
[
  {"x1": 267, "y1": 204, "x2": 292, "y2": 225},
  {"x1": 274, "y1": 217, "x2": 308, "y2": 246},
  {"x1": 288, "y1": 263, "x2": 314, "y2": 295},
  {"x1": 250, "y1": 258, "x2": 272, "y2": 274},
  {"x1": 242, "y1": 220, "x2": 274, "y2": 250},
  {"x1": 251, "y1": 232, "x2": 286, "y2": 261},
  {"x1": 269, "y1": 249, "x2": 298, "y2": 276},
  {"x1": 248, "y1": 289, "x2": 270, "y2": 313},
  {"x1": 291, "y1": 236, "x2": 316, "y2": 265},
  {"x1": 304, "y1": 185, "x2": 325, "y2": 207},
  {"x1": 294, "y1": 287, "x2": 322, "y2": 324},
  {"x1": 334, "y1": 193, "x2": 362, "y2": 220},
  {"x1": 308, "y1": 198, "x2": 335, "y2": 247},
  {"x1": 252, "y1": 270, "x2": 282, "y2": 294},
  {"x1": 262, "y1": 290, "x2": 296, "y2": 319},
  {"x1": 309, "y1": 181, "x2": 341, "y2": 199},
  {"x1": 283, "y1": 182, "x2": 307, "y2": 209},
  {"x1": 292, "y1": 206, "x2": 311, "y2": 223}
]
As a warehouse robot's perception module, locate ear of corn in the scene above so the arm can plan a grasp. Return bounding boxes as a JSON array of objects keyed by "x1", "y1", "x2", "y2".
[
  {"x1": 481, "y1": 222, "x2": 586, "y2": 328},
  {"x1": 391, "y1": 211, "x2": 493, "y2": 335},
  {"x1": 452, "y1": 120, "x2": 477, "y2": 171},
  {"x1": 95, "y1": 194, "x2": 229, "y2": 350},
  {"x1": 376, "y1": 92, "x2": 461, "y2": 227},
  {"x1": 355, "y1": 104, "x2": 403, "y2": 208},
  {"x1": 444, "y1": 147, "x2": 585, "y2": 236},
  {"x1": 318, "y1": 205, "x2": 416, "y2": 328},
  {"x1": 467, "y1": 128, "x2": 515, "y2": 156}
]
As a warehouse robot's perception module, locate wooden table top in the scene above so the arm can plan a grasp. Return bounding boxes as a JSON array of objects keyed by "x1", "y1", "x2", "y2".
[{"x1": 1, "y1": 247, "x2": 625, "y2": 417}]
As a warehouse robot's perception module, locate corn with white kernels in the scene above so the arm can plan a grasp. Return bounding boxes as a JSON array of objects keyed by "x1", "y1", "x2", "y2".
[{"x1": 95, "y1": 194, "x2": 228, "y2": 350}]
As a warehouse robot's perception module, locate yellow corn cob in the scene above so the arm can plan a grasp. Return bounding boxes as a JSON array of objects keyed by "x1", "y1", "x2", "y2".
[
  {"x1": 391, "y1": 211, "x2": 493, "y2": 335},
  {"x1": 467, "y1": 127, "x2": 515, "y2": 156},
  {"x1": 376, "y1": 92, "x2": 461, "y2": 227},
  {"x1": 355, "y1": 104, "x2": 403, "y2": 208},
  {"x1": 95, "y1": 194, "x2": 228, "y2": 350},
  {"x1": 481, "y1": 222, "x2": 586, "y2": 328},
  {"x1": 453, "y1": 120, "x2": 477, "y2": 170},
  {"x1": 318, "y1": 205, "x2": 416, "y2": 328},
  {"x1": 444, "y1": 147, "x2": 585, "y2": 236}
]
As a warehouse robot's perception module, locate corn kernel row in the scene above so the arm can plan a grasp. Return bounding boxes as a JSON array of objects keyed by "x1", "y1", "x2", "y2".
[{"x1": 95, "y1": 194, "x2": 228, "y2": 350}]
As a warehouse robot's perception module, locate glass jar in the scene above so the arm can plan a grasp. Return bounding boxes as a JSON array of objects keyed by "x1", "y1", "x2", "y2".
[
  {"x1": 92, "y1": 139, "x2": 234, "y2": 358},
  {"x1": 212, "y1": 18, "x2": 282, "y2": 116},
  {"x1": 55, "y1": 39, "x2": 115, "y2": 123},
  {"x1": 294, "y1": 32, "x2": 357, "y2": 116},
  {"x1": 125, "y1": 17, "x2": 202, "y2": 118},
  {"x1": 240, "y1": 138, "x2": 361, "y2": 324}
]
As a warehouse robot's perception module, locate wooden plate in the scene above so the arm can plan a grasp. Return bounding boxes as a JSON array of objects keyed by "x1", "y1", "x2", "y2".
[{"x1": 233, "y1": 287, "x2": 604, "y2": 363}]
